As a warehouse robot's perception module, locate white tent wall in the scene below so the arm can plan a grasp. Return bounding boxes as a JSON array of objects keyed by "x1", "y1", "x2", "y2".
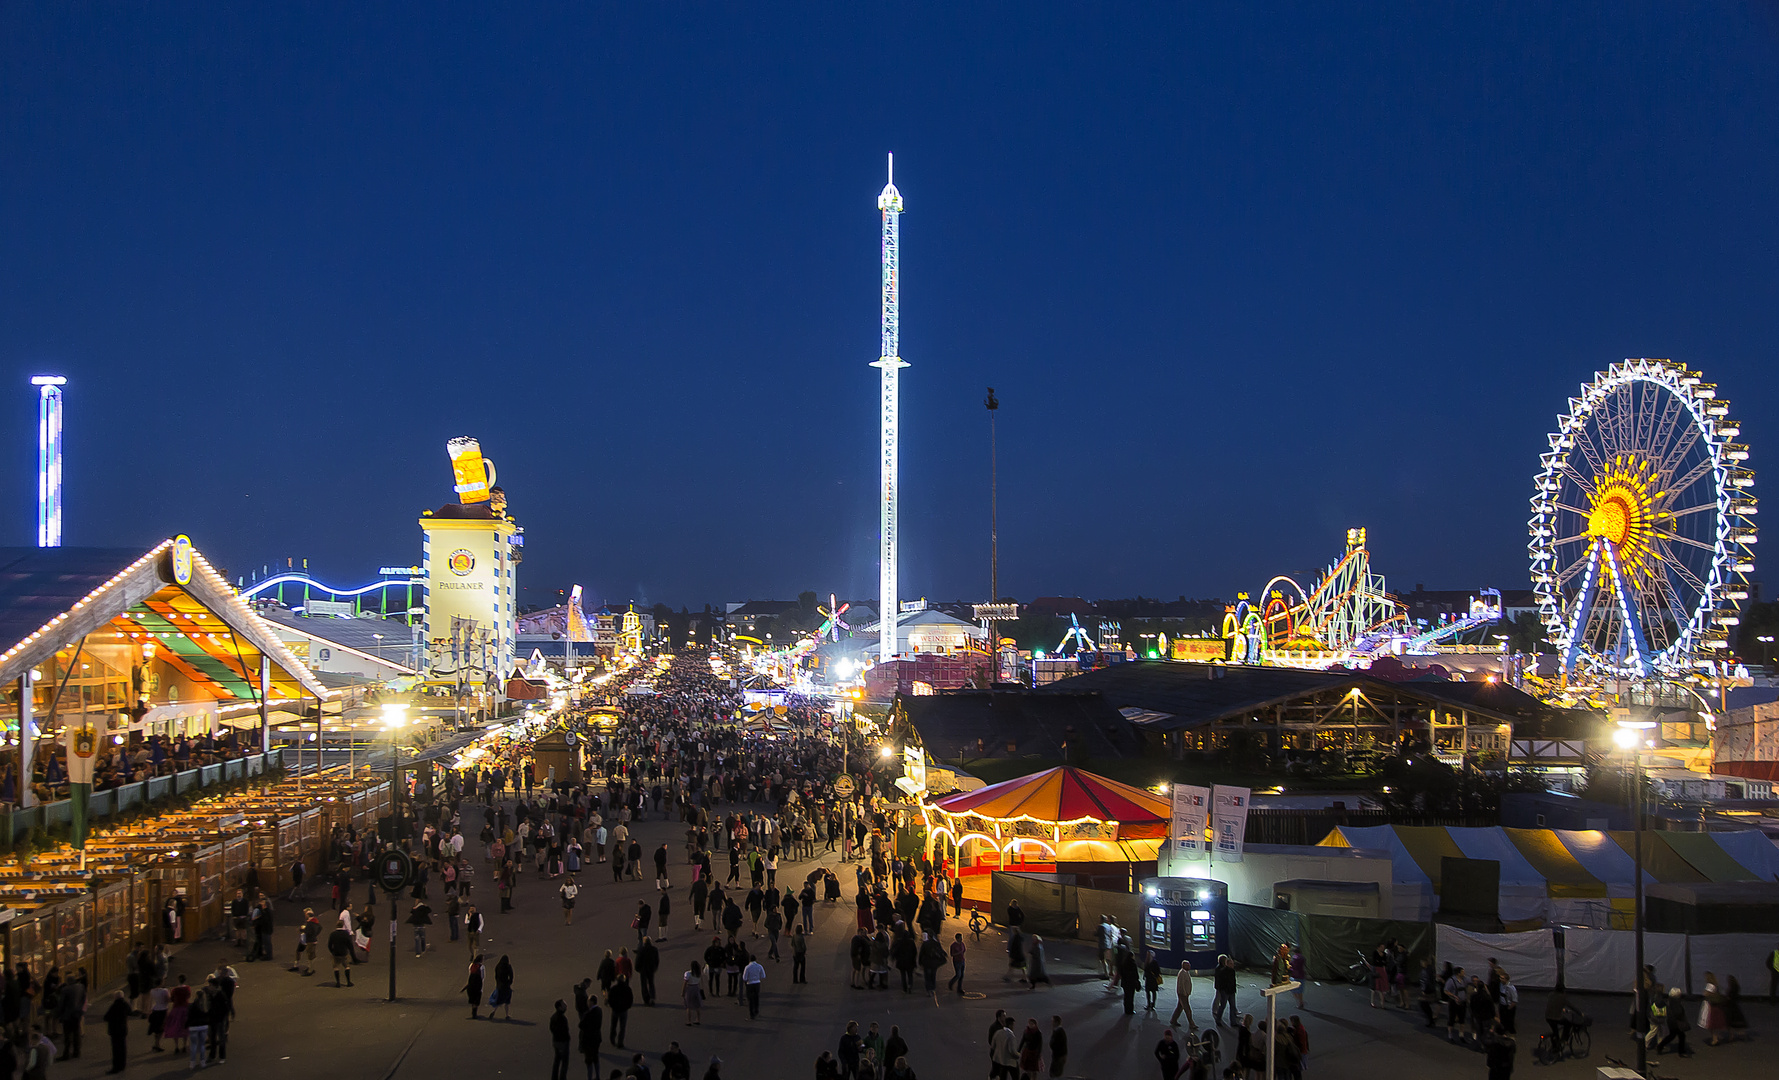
[
  {"x1": 1563, "y1": 928, "x2": 1687, "y2": 993},
  {"x1": 1436, "y1": 925, "x2": 1560, "y2": 988},
  {"x1": 1686, "y1": 933, "x2": 1775, "y2": 997},
  {"x1": 1436, "y1": 926, "x2": 1702, "y2": 992}
]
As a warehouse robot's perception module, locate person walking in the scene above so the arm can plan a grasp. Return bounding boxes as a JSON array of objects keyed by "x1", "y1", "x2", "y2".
[
  {"x1": 1017, "y1": 1018, "x2": 1043, "y2": 1080},
  {"x1": 1483, "y1": 1019, "x2": 1514, "y2": 1080},
  {"x1": 948, "y1": 933, "x2": 967, "y2": 996},
  {"x1": 463, "y1": 955, "x2": 485, "y2": 1019},
  {"x1": 657, "y1": 889, "x2": 671, "y2": 941},
  {"x1": 637, "y1": 939, "x2": 660, "y2": 1007},
  {"x1": 682, "y1": 964, "x2": 704, "y2": 1026},
  {"x1": 607, "y1": 976, "x2": 634, "y2": 1048},
  {"x1": 492, "y1": 955, "x2": 515, "y2": 1020},
  {"x1": 578, "y1": 993, "x2": 603, "y2": 1079},
  {"x1": 919, "y1": 933, "x2": 945, "y2": 998},
  {"x1": 1154, "y1": 1029, "x2": 1181, "y2": 1080},
  {"x1": 1119, "y1": 949, "x2": 1141, "y2": 1015},
  {"x1": 103, "y1": 992, "x2": 130, "y2": 1074},
  {"x1": 560, "y1": 877, "x2": 580, "y2": 925},
  {"x1": 1169, "y1": 961, "x2": 1195, "y2": 1029},
  {"x1": 1655, "y1": 986, "x2": 1693, "y2": 1056},
  {"x1": 549, "y1": 1000, "x2": 571, "y2": 1080},
  {"x1": 407, "y1": 899, "x2": 433, "y2": 957},
  {"x1": 742, "y1": 956, "x2": 765, "y2": 1020},
  {"x1": 792, "y1": 927, "x2": 809, "y2": 984},
  {"x1": 1142, "y1": 950, "x2": 1162, "y2": 1010},
  {"x1": 184, "y1": 982, "x2": 211, "y2": 1071},
  {"x1": 327, "y1": 922, "x2": 354, "y2": 988},
  {"x1": 1213, "y1": 955, "x2": 1238, "y2": 1027},
  {"x1": 465, "y1": 905, "x2": 483, "y2": 957},
  {"x1": 1047, "y1": 1016, "x2": 1067, "y2": 1078},
  {"x1": 1028, "y1": 936, "x2": 1052, "y2": 989},
  {"x1": 989, "y1": 1017, "x2": 1018, "y2": 1080}
]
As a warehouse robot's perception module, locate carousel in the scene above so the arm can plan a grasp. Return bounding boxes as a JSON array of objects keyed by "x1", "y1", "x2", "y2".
[{"x1": 920, "y1": 766, "x2": 1170, "y2": 886}]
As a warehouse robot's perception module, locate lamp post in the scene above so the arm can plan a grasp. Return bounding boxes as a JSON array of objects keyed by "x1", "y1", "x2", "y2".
[
  {"x1": 384, "y1": 704, "x2": 409, "y2": 840},
  {"x1": 1613, "y1": 720, "x2": 1655, "y2": 1075}
]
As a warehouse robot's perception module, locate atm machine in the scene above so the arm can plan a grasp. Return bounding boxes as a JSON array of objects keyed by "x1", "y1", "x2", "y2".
[{"x1": 1137, "y1": 876, "x2": 1229, "y2": 969}]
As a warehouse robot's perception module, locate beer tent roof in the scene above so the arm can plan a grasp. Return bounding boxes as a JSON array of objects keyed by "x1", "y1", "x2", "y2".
[
  {"x1": 1555, "y1": 829, "x2": 1658, "y2": 897},
  {"x1": 1650, "y1": 831, "x2": 1757, "y2": 881},
  {"x1": 1602, "y1": 832, "x2": 1709, "y2": 885},
  {"x1": 1707, "y1": 830, "x2": 1779, "y2": 880},
  {"x1": 1501, "y1": 828, "x2": 1605, "y2": 898}
]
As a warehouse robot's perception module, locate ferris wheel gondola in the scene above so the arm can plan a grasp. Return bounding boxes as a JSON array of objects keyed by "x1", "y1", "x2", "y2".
[{"x1": 1528, "y1": 359, "x2": 1756, "y2": 683}]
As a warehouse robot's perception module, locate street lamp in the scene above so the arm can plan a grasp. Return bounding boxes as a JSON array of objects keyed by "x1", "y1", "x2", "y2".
[{"x1": 1614, "y1": 719, "x2": 1656, "y2": 1075}]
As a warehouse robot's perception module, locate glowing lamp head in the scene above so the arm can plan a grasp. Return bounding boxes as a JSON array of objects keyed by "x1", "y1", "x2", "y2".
[
  {"x1": 880, "y1": 745, "x2": 895, "y2": 758},
  {"x1": 1612, "y1": 726, "x2": 1638, "y2": 750}
]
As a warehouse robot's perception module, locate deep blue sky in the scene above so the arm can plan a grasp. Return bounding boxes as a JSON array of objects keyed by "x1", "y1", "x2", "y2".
[{"x1": 3, "y1": 4, "x2": 1776, "y2": 611}]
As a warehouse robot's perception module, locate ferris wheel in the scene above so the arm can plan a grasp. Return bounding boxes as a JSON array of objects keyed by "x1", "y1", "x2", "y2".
[{"x1": 1528, "y1": 359, "x2": 1756, "y2": 682}]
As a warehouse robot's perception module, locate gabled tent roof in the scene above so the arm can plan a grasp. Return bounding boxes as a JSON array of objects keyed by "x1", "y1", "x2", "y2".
[{"x1": 0, "y1": 542, "x2": 328, "y2": 700}]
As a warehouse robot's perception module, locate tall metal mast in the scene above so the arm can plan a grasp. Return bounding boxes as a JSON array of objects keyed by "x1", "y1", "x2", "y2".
[{"x1": 870, "y1": 154, "x2": 906, "y2": 664}]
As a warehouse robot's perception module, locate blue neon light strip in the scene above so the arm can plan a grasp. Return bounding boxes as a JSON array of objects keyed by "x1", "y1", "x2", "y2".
[{"x1": 241, "y1": 572, "x2": 422, "y2": 600}]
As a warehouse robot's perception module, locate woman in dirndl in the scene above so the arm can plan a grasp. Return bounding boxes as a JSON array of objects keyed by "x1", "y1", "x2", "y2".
[{"x1": 1699, "y1": 972, "x2": 1728, "y2": 1046}]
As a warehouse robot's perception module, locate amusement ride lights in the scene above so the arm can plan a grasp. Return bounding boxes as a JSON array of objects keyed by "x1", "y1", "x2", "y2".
[
  {"x1": 32, "y1": 375, "x2": 65, "y2": 547},
  {"x1": 1529, "y1": 359, "x2": 1757, "y2": 684}
]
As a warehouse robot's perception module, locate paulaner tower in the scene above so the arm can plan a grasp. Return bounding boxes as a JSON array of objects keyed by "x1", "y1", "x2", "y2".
[{"x1": 870, "y1": 154, "x2": 906, "y2": 663}]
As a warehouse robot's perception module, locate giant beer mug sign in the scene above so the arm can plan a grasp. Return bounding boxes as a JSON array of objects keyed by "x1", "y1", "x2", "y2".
[{"x1": 446, "y1": 437, "x2": 498, "y2": 504}]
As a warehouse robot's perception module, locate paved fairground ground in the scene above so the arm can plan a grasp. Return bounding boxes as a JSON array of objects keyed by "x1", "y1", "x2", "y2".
[{"x1": 54, "y1": 801, "x2": 1775, "y2": 1080}]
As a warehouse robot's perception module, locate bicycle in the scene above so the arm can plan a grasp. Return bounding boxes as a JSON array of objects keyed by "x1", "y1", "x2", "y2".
[
  {"x1": 968, "y1": 908, "x2": 988, "y2": 941},
  {"x1": 1533, "y1": 1015, "x2": 1591, "y2": 1065},
  {"x1": 1181, "y1": 1025, "x2": 1221, "y2": 1066}
]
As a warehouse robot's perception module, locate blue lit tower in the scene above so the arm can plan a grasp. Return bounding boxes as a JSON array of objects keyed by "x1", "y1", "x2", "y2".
[
  {"x1": 870, "y1": 154, "x2": 906, "y2": 663},
  {"x1": 32, "y1": 376, "x2": 65, "y2": 547}
]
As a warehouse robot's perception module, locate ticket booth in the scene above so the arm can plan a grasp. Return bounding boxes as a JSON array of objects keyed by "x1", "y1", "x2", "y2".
[{"x1": 1138, "y1": 876, "x2": 1229, "y2": 969}]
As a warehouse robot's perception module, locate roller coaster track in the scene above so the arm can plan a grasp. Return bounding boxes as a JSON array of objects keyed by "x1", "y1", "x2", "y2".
[{"x1": 240, "y1": 571, "x2": 423, "y2": 615}]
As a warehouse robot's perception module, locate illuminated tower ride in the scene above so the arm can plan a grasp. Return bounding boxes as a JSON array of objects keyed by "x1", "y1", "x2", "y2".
[
  {"x1": 32, "y1": 375, "x2": 66, "y2": 547},
  {"x1": 871, "y1": 154, "x2": 906, "y2": 662}
]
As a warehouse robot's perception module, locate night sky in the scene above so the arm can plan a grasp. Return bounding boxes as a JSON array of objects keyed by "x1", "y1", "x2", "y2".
[{"x1": 2, "y1": 4, "x2": 1775, "y2": 611}]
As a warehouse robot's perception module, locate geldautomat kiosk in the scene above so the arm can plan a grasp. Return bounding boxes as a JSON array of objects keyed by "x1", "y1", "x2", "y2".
[{"x1": 1138, "y1": 876, "x2": 1229, "y2": 969}]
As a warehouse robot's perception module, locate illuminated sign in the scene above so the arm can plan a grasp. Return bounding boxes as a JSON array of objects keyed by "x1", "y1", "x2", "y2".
[
  {"x1": 171, "y1": 535, "x2": 193, "y2": 585},
  {"x1": 448, "y1": 549, "x2": 476, "y2": 576}
]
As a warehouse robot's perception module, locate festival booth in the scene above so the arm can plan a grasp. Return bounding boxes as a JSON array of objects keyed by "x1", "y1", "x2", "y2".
[
  {"x1": 922, "y1": 767, "x2": 1168, "y2": 891},
  {"x1": 1319, "y1": 825, "x2": 1779, "y2": 927}
]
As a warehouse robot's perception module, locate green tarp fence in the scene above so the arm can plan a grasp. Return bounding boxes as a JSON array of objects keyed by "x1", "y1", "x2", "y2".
[{"x1": 1230, "y1": 902, "x2": 1436, "y2": 982}]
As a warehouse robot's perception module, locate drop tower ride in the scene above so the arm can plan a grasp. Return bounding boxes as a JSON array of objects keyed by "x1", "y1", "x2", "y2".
[{"x1": 871, "y1": 154, "x2": 906, "y2": 663}]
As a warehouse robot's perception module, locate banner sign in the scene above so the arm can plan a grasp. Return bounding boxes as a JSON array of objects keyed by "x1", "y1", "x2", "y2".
[
  {"x1": 1170, "y1": 784, "x2": 1210, "y2": 860},
  {"x1": 66, "y1": 719, "x2": 100, "y2": 786},
  {"x1": 1212, "y1": 785, "x2": 1251, "y2": 863}
]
